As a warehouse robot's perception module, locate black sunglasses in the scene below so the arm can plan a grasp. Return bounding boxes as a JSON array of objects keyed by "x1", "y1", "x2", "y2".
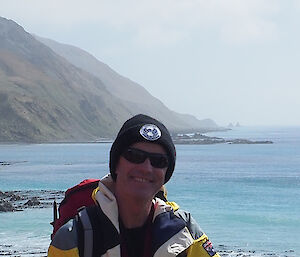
[{"x1": 122, "y1": 147, "x2": 169, "y2": 169}]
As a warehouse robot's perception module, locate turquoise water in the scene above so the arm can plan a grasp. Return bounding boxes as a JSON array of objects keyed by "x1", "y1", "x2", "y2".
[{"x1": 1, "y1": 126, "x2": 299, "y2": 256}]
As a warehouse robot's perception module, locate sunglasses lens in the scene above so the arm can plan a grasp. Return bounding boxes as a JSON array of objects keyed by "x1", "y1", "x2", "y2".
[
  {"x1": 122, "y1": 148, "x2": 168, "y2": 169},
  {"x1": 150, "y1": 156, "x2": 168, "y2": 168},
  {"x1": 122, "y1": 148, "x2": 146, "y2": 164}
]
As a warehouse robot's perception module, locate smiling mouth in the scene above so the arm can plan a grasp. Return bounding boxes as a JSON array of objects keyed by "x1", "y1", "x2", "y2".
[{"x1": 132, "y1": 176, "x2": 152, "y2": 183}]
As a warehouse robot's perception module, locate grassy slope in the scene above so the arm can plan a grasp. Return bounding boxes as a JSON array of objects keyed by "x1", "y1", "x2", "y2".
[{"x1": 0, "y1": 21, "x2": 131, "y2": 142}]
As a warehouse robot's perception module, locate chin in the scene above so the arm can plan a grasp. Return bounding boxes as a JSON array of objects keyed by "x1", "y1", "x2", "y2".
[{"x1": 127, "y1": 188, "x2": 156, "y2": 201}]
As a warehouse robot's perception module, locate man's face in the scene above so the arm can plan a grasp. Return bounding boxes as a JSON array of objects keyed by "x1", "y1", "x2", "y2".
[{"x1": 115, "y1": 142, "x2": 167, "y2": 201}]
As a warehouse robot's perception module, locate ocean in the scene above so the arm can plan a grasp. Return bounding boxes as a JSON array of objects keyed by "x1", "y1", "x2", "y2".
[{"x1": 0, "y1": 126, "x2": 299, "y2": 256}]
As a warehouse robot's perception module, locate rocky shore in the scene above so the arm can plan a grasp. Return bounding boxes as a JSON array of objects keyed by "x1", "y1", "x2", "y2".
[
  {"x1": 0, "y1": 190, "x2": 64, "y2": 212},
  {"x1": 173, "y1": 133, "x2": 273, "y2": 145}
]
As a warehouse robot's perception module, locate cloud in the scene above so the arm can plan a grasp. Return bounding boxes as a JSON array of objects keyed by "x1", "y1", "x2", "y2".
[
  {"x1": 293, "y1": 0, "x2": 300, "y2": 11},
  {"x1": 1, "y1": 0, "x2": 280, "y2": 47},
  {"x1": 220, "y1": 17, "x2": 277, "y2": 44}
]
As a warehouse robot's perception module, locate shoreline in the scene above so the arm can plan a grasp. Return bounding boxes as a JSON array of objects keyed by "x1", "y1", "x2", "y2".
[
  {"x1": 0, "y1": 134, "x2": 273, "y2": 146},
  {"x1": 0, "y1": 240, "x2": 296, "y2": 257}
]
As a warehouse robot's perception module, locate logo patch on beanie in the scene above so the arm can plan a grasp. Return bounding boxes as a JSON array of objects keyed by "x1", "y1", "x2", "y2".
[{"x1": 140, "y1": 124, "x2": 161, "y2": 141}]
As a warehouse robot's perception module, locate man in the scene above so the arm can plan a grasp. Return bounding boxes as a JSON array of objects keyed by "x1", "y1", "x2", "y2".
[{"x1": 48, "y1": 114, "x2": 220, "y2": 257}]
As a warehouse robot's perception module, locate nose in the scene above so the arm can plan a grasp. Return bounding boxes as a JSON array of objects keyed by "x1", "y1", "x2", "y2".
[{"x1": 138, "y1": 158, "x2": 153, "y2": 173}]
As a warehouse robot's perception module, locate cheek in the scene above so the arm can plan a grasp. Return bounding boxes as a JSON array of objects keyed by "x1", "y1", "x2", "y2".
[
  {"x1": 115, "y1": 162, "x2": 120, "y2": 175},
  {"x1": 115, "y1": 157, "x2": 126, "y2": 172},
  {"x1": 115, "y1": 157, "x2": 133, "y2": 176},
  {"x1": 156, "y1": 169, "x2": 167, "y2": 182},
  {"x1": 115, "y1": 161, "x2": 123, "y2": 177}
]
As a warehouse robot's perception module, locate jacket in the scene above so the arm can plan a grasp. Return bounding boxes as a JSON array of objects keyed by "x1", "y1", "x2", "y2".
[{"x1": 48, "y1": 181, "x2": 220, "y2": 257}]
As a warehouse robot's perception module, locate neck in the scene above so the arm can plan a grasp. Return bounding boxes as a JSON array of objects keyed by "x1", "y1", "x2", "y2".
[{"x1": 115, "y1": 193, "x2": 152, "y2": 228}]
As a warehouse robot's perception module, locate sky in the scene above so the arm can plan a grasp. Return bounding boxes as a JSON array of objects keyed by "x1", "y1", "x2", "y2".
[{"x1": 1, "y1": 0, "x2": 300, "y2": 126}]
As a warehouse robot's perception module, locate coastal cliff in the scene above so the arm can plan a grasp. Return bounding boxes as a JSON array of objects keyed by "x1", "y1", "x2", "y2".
[{"x1": 0, "y1": 17, "x2": 220, "y2": 143}]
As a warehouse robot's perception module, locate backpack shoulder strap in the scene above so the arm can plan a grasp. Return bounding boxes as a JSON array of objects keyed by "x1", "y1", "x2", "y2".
[
  {"x1": 78, "y1": 208, "x2": 93, "y2": 257},
  {"x1": 77, "y1": 205, "x2": 120, "y2": 257}
]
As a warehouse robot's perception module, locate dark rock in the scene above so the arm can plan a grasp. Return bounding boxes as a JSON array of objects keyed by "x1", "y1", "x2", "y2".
[
  {"x1": 4, "y1": 191, "x2": 16, "y2": 198},
  {"x1": 285, "y1": 250, "x2": 294, "y2": 252},
  {"x1": 0, "y1": 161, "x2": 11, "y2": 165},
  {"x1": 24, "y1": 197, "x2": 41, "y2": 206},
  {"x1": 0, "y1": 200, "x2": 15, "y2": 212},
  {"x1": 10, "y1": 194, "x2": 22, "y2": 201}
]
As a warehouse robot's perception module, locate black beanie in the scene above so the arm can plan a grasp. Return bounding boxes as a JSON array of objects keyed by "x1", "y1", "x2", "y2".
[{"x1": 109, "y1": 114, "x2": 176, "y2": 183}]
